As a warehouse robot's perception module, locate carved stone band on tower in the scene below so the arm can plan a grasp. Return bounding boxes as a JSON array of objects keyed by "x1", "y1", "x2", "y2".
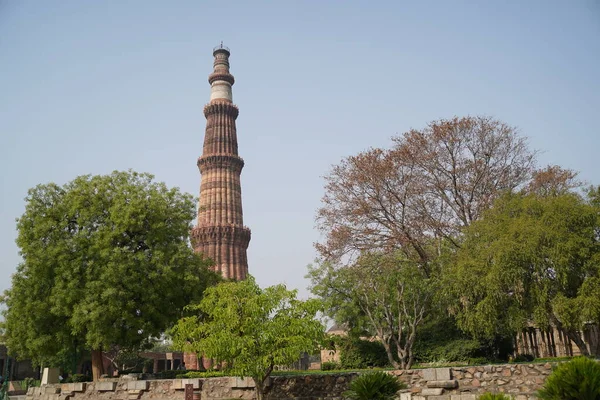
[{"x1": 191, "y1": 45, "x2": 251, "y2": 281}]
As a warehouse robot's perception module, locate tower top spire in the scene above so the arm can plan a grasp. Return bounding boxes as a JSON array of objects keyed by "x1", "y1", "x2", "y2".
[
  {"x1": 213, "y1": 41, "x2": 230, "y2": 56},
  {"x1": 209, "y1": 44, "x2": 234, "y2": 102}
]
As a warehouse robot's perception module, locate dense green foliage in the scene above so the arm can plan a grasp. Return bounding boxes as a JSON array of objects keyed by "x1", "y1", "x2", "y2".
[
  {"x1": 171, "y1": 276, "x2": 325, "y2": 400},
  {"x1": 412, "y1": 317, "x2": 513, "y2": 363},
  {"x1": 478, "y1": 393, "x2": 512, "y2": 400},
  {"x1": 1, "y1": 170, "x2": 218, "y2": 371},
  {"x1": 343, "y1": 371, "x2": 406, "y2": 400},
  {"x1": 321, "y1": 361, "x2": 340, "y2": 371},
  {"x1": 537, "y1": 357, "x2": 600, "y2": 400},
  {"x1": 338, "y1": 337, "x2": 390, "y2": 369},
  {"x1": 448, "y1": 191, "x2": 600, "y2": 355}
]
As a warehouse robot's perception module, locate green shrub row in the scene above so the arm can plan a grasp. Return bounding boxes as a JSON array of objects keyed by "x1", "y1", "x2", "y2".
[{"x1": 154, "y1": 370, "x2": 226, "y2": 379}]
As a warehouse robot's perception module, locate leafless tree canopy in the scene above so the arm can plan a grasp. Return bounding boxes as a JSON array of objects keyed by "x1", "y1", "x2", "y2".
[
  {"x1": 316, "y1": 116, "x2": 538, "y2": 269},
  {"x1": 526, "y1": 165, "x2": 583, "y2": 196}
]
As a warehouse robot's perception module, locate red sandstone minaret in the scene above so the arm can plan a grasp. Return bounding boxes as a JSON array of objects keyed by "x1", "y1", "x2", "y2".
[{"x1": 191, "y1": 44, "x2": 251, "y2": 280}]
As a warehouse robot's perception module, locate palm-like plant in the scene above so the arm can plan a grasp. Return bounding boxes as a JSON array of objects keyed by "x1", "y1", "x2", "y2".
[
  {"x1": 343, "y1": 371, "x2": 406, "y2": 400},
  {"x1": 537, "y1": 357, "x2": 600, "y2": 400}
]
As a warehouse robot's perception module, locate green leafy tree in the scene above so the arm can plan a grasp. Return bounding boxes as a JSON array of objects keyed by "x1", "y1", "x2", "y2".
[
  {"x1": 171, "y1": 276, "x2": 324, "y2": 400},
  {"x1": 1, "y1": 170, "x2": 218, "y2": 380},
  {"x1": 308, "y1": 252, "x2": 435, "y2": 369},
  {"x1": 448, "y1": 191, "x2": 600, "y2": 355}
]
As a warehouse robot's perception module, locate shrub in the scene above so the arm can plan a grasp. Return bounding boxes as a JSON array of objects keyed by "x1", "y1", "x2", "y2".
[
  {"x1": 155, "y1": 370, "x2": 179, "y2": 379},
  {"x1": 321, "y1": 361, "x2": 340, "y2": 371},
  {"x1": 478, "y1": 393, "x2": 512, "y2": 400},
  {"x1": 412, "y1": 317, "x2": 500, "y2": 364},
  {"x1": 512, "y1": 354, "x2": 535, "y2": 362},
  {"x1": 467, "y1": 357, "x2": 489, "y2": 365},
  {"x1": 343, "y1": 371, "x2": 406, "y2": 400},
  {"x1": 339, "y1": 337, "x2": 390, "y2": 369},
  {"x1": 176, "y1": 371, "x2": 225, "y2": 379},
  {"x1": 21, "y1": 378, "x2": 41, "y2": 389},
  {"x1": 537, "y1": 357, "x2": 600, "y2": 400}
]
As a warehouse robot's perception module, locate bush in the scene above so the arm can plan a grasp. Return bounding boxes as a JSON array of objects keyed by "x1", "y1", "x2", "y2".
[
  {"x1": 344, "y1": 371, "x2": 406, "y2": 400},
  {"x1": 478, "y1": 393, "x2": 512, "y2": 400},
  {"x1": 512, "y1": 354, "x2": 535, "y2": 362},
  {"x1": 537, "y1": 357, "x2": 600, "y2": 400},
  {"x1": 21, "y1": 378, "x2": 41, "y2": 389},
  {"x1": 339, "y1": 337, "x2": 390, "y2": 369},
  {"x1": 412, "y1": 317, "x2": 496, "y2": 364},
  {"x1": 321, "y1": 361, "x2": 340, "y2": 371},
  {"x1": 467, "y1": 357, "x2": 490, "y2": 365},
  {"x1": 155, "y1": 370, "x2": 179, "y2": 379},
  {"x1": 176, "y1": 371, "x2": 225, "y2": 379}
]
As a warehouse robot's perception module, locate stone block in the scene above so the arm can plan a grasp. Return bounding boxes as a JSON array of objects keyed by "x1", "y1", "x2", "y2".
[
  {"x1": 26, "y1": 387, "x2": 41, "y2": 396},
  {"x1": 230, "y1": 377, "x2": 255, "y2": 388},
  {"x1": 413, "y1": 397, "x2": 426, "y2": 400},
  {"x1": 127, "y1": 390, "x2": 143, "y2": 400},
  {"x1": 436, "y1": 368, "x2": 452, "y2": 380},
  {"x1": 9, "y1": 381, "x2": 25, "y2": 392},
  {"x1": 460, "y1": 395, "x2": 477, "y2": 400},
  {"x1": 41, "y1": 368, "x2": 61, "y2": 385},
  {"x1": 42, "y1": 386, "x2": 60, "y2": 394},
  {"x1": 173, "y1": 379, "x2": 201, "y2": 390},
  {"x1": 60, "y1": 383, "x2": 86, "y2": 393},
  {"x1": 427, "y1": 380, "x2": 458, "y2": 389},
  {"x1": 400, "y1": 393, "x2": 412, "y2": 400},
  {"x1": 429, "y1": 396, "x2": 450, "y2": 400},
  {"x1": 422, "y1": 368, "x2": 437, "y2": 381},
  {"x1": 126, "y1": 380, "x2": 149, "y2": 391},
  {"x1": 96, "y1": 382, "x2": 117, "y2": 392},
  {"x1": 421, "y1": 388, "x2": 444, "y2": 395}
]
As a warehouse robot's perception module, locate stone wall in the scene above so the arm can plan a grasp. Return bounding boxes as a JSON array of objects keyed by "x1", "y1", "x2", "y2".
[
  {"x1": 23, "y1": 363, "x2": 562, "y2": 400},
  {"x1": 391, "y1": 363, "x2": 554, "y2": 400}
]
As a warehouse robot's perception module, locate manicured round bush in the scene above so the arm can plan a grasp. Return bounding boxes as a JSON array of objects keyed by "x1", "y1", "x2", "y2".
[
  {"x1": 343, "y1": 371, "x2": 406, "y2": 400},
  {"x1": 537, "y1": 356, "x2": 600, "y2": 400}
]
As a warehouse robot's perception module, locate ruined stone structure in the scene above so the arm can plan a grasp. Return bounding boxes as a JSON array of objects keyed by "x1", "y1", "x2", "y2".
[
  {"x1": 190, "y1": 44, "x2": 251, "y2": 281},
  {"x1": 515, "y1": 324, "x2": 599, "y2": 358}
]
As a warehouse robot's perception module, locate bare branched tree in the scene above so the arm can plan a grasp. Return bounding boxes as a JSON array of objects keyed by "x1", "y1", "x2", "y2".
[
  {"x1": 316, "y1": 116, "x2": 537, "y2": 271},
  {"x1": 525, "y1": 165, "x2": 583, "y2": 196}
]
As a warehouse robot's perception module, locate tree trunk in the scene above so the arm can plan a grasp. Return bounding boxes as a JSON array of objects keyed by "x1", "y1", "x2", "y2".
[
  {"x1": 381, "y1": 338, "x2": 400, "y2": 369},
  {"x1": 91, "y1": 349, "x2": 105, "y2": 381},
  {"x1": 563, "y1": 329, "x2": 589, "y2": 356},
  {"x1": 254, "y1": 380, "x2": 264, "y2": 400}
]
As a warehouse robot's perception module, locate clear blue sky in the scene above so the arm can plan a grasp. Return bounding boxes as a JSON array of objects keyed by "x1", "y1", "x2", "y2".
[{"x1": 1, "y1": 1, "x2": 599, "y2": 298}]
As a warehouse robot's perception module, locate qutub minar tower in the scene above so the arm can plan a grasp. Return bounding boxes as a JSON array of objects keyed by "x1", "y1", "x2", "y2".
[
  {"x1": 186, "y1": 44, "x2": 251, "y2": 370},
  {"x1": 191, "y1": 44, "x2": 251, "y2": 281}
]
